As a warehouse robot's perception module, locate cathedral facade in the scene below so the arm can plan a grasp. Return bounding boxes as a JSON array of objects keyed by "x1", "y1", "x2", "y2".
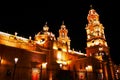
[{"x1": 0, "y1": 8, "x2": 117, "y2": 80}]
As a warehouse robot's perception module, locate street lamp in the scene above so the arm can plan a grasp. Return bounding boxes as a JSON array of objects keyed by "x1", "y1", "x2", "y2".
[
  {"x1": 39, "y1": 62, "x2": 47, "y2": 80},
  {"x1": 85, "y1": 66, "x2": 88, "y2": 80},
  {"x1": 86, "y1": 65, "x2": 93, "y2": 72},
  {"x1": 14, "y1": 58, "x2": 18, "y2": 64},
  {"x1": 0, "y1": 56, "x2": 2, "y2": 65},
  {"x1": 12, "y1": 58, "x2": 18, "y2": 80},
  {"x1": 85, "y1": 65, "x2": 93, "y2": 80},
  {"x1": 40, "y1": 64, "x2": 42, "y2": 80}
]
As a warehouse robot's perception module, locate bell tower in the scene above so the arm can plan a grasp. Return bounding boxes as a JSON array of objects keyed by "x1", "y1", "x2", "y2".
[
  {"x1": 85, "y1": 6, "x2": 115, "y2": 80},
  {"x1": 57, "y1": 21, "x2": 71, "y2": 50},
  {"x1": 85, "y1": 6, "x2": 109, "y2": 57}
]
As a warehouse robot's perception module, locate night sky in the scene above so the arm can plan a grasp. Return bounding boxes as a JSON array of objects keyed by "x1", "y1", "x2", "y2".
[{"x1": 0, "y1": 1, "x2": 119, "y2": 64}]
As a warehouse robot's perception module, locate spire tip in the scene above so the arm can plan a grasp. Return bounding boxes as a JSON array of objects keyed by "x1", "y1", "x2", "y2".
[
  {"x1": 45, "y1": 21, "x2": 48, "y2": 25},
  {"x1": 62, "y1": 20, "x2": 64, "y2": 25},
  {"x1": 90, "y1": 4, "x2": 93, "y2": 9}
]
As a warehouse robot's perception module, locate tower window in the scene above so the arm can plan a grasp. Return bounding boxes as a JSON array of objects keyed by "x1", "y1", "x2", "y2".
[
  {"x1": 58, "y1": 48, "x2": 62, "y2": 51},
  {"x1": 92, "y1": 40, "x2": 94, "y2": 43}
]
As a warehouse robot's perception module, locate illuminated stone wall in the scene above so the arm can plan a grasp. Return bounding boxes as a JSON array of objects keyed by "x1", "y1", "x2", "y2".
[{"x1": 0, "y1": 44, "x2": 46, "y2": 80}]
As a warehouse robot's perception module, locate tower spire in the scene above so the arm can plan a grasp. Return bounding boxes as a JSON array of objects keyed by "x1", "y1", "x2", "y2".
[
  {"x1": 45, "y1": 21, "x2": 47, "y2": 25},
  {"x1": 43, "y1": 21, "x2": 49, "y2": 32},
  {"x1": 62, "y1": 20, "x2": 64, "y2": 25},
  {"x1": 85, "y1": 8, "x2": 115, "y2": 80},
  {"x1": 57, "y1": 21, "x2": 71, "y2": 49},
  {"x1": 90, "y1": 4, "x2": 93, "y2": 9},
  {"x1": 61, "y1": 20, "x2": 66, "y2": 28},
  {"x1": 85, "y1": 7, "x2": 108, "y2": 57}
]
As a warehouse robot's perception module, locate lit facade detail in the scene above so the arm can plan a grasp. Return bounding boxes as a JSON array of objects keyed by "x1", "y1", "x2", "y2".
[
  {"x1": 85, "y1": 65, "x2": 93, "y2": 72},
  {"x1": 85, "y1": 7, "x2": 115, "y2": 80},
  {"x1": 85, "y1": 7, "x2": 109, "y2": 57},
  {"x1": 0, "y1": 6, "x2": 117, "y2": 80},
  {"x1": 85, "y1": 8, "x2": 107, "y2": 48},
  {"x1": 57, "y1": 21, "x2": 71, "y2": 50}
]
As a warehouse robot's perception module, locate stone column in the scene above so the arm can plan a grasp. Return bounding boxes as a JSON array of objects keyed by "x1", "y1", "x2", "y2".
[{"x1": 103, "y1": 62, "x2": 108, "y2": 80}]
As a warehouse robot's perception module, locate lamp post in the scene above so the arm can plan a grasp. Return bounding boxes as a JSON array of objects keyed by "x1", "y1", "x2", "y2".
[
  {"x1": 0, "y1": 56, "x2": 2, "y2": 65},
  {"x1": 85, "y1": 65, "x2": 93, "y2": 80},
  {"x1": 40, "y1": 63, "x2": 47, "y2": 80},
  {"x1": 12, "y1": 58, "x2": 18, "y2": 80},
  {"x1": 85, "y1": 67, "x2": 88, "y2": 80},
  {"x1": 40, "y1": 64, "x2": 42, "y2": 80}
]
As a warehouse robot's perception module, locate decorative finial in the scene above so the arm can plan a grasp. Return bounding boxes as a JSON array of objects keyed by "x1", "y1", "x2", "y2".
[
  {"x1": 29, "y1": 36, "x2": 32, "y2": 40},
  {"x1": 62, "y1": 20, "x2": 64, "y2": 25},
  {"x1": 43, "y1": 21, "x2": 49, "y2": 31},
  {"x1": 61, "y1": 20, "x2": 66, "y2": 28},
  {"x1": 90, "y1": 4, "x2": 93, "y2": 9},
  {"x1": 45, "y1": 21, "x2": 47, "y2": 25},
  {"x1": 15, "y1": 32, "x2": 18, "y2": 36}
]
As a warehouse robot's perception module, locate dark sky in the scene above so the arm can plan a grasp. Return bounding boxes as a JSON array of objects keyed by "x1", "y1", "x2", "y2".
[{"x1": 0, "y1": 1, "x2": 119, "y2": 64}]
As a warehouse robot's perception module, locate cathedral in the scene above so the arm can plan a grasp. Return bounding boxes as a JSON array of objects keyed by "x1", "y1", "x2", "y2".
[{"x1": 0, "y1": 7, "x2": 119, "y2": 80}]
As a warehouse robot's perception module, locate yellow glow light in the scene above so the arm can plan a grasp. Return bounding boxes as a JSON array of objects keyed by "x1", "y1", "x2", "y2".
[
  {"x1": 86, "y1": 65, "x2": 93, "y2": 72},
  {"x1": 57, "y1": 52, "x2": 62, "y2": 60},
  {"x1": 42, "y1": 62, "x2": 47, "y2": 69}
]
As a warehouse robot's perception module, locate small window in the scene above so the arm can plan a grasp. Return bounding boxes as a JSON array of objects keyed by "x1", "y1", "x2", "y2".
[
  {"x1": 92, "y1": 40, "x2": 94, "y2": 43},
  {"x1": 80, "y1": 64, "x2": 82, "y2": 69},
  {"x1": 58, "y1": 48, "x2": 62, "y2": 51}
]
